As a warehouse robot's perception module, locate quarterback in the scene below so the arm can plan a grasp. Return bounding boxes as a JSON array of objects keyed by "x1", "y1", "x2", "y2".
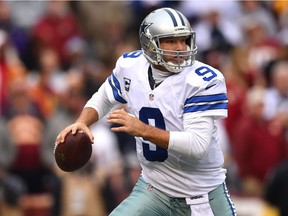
[{"x1": 56, "y1": 7, "x2": 236, "y2": 216}]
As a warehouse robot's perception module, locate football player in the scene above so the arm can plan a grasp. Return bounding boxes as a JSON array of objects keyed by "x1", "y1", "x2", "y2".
[{"x1": 56, "y1": 7, "x2": 236, "y2": 216}]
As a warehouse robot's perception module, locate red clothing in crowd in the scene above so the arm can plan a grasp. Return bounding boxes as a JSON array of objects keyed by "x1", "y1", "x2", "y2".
[
  {"x1": 31, "y1": 7, "x2": 82, "y2": 67},
  {"x1": 232, "y1": 115, "x2": 287, "y2": 182},
  {"x1": 0, "y1": 60, "x2": 8, "y2": 114}
]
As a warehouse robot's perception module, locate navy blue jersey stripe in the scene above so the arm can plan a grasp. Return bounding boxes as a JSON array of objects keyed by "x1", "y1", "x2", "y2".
[
  {"x1": 185, "y1": 93, "x2": 228, "y2": 105},
  {"x1": 108, "y1": 76, "x2": 127, "y2": 104},
  {"x1": 184, "y1": 103, "x2": 228, "y2": 113},
  {"x1": 164, "y1": 8, "x2": 177, "y2": 27},
  {"x1": 176, "y1": 11, "x2": 185, "y2": 26}
]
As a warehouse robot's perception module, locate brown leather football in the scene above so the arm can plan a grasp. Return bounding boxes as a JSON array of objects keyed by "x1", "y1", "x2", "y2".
[{"x1": 54, "y1": 131, "x2": 92, "y2": 172}]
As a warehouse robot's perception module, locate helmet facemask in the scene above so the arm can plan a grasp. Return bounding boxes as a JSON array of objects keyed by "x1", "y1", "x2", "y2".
[
  {"x1": 155, "y1": 33, "x2": 196, "y2": 73},
  {"x1": 139, "y1": 8, "x2": 197, "y2": 73}
]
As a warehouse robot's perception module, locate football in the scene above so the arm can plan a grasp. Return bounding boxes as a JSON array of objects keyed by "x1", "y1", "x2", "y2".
[{"x1": 54, "y1": 131, "x2": 92, "y2": 172}]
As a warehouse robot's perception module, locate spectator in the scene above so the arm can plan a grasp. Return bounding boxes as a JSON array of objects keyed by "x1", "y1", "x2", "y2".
[
  {"x1": 29, "y1": 47, "x2": 67, "y2": 119},
  {"x1": 71, "y1": 1, "x2": 134, "y2": 64},
  {"x1": 6, "y1": 1, "x2": 47, "y2": 31},
  {"x1": 0, "y1": 29, "x2": 27, "y2": 115},
  {"x1": 263, "y1": 60, "x2": 288, "y2": 121},
  {"x1": 192, "y1": 9, "x2": 243, "y2": 54},
  {"x1": 0, "y1": 1, "x2": 31, "y2": 66},
  {"x1": 177, "y1": 0, "x2": 241, "y2": 22},
  {"x1": 31, "y1": 0, "x2": 82, "y2": 69},
  {"x1": 177, "y1": 1, "x2": 243, "y2": 55},
  {"x1": 241, "y1": 16, "x2": 282, "y2": 73},
  {"x1": 232, "y1": 86, "x2": 287, "y2": 197},
  {"x1": 0, "y1": 117, "x2": 27, "y2": 209},
  {"x1": 277, "y1": 7, "x2": 288, "y2": 45},
  {"x1": 263, "y1": 60, "x2": 288, "y2": 148},
  {"x1": 239, "y1": 1, "x2": 277, "y2": 37},
  {"x1": 4, "y1": 77, "x2": 61, "y2": 216},
  {"x1": 221, "y1": 48, "x2": 250, "y2": 142}
]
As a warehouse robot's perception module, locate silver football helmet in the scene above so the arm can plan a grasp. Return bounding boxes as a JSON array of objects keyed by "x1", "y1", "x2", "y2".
[{"x1": 139, "y1": 7, "x2": 197, "y2": 73}]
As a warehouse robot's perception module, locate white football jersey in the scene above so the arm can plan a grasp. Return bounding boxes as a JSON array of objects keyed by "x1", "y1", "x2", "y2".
[{"x1": 87, "y1": 50, "x2": 228, "y2": 197}]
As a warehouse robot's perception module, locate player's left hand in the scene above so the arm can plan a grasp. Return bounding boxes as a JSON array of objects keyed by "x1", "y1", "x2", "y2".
[{"x1": 107, "y1": 108, "x2": 145, "y2": 137}]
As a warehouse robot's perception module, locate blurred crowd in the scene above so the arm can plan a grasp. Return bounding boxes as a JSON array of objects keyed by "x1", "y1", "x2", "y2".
[{"x1": 0, "y1": 1, "x2": 288, "y2": 216}]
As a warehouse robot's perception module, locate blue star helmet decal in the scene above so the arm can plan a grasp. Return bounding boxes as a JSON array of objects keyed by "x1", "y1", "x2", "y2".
[{"x1": 140, "y1": 22, "x2": 152, "y2": 36}]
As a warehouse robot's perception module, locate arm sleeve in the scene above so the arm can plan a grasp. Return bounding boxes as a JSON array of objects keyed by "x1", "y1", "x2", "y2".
[
  {"x1": 84, "y1": 80, "x2": 115, "y2": 120},
  {"x1": 168, "y1": 114, "x2": 213, "y2": 160}
]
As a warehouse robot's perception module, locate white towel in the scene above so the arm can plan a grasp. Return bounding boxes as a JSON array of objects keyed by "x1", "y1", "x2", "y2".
[{"x1": 186, "y1": 194, "x2": 214, "y2": 216}]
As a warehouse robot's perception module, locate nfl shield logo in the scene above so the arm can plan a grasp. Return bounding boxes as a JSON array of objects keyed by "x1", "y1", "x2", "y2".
[{"x1": 149, "y1": 93, "x2": 154, "y2": 101}]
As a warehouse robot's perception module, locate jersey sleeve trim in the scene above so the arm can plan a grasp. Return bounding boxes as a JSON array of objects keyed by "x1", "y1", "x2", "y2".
[
  {"x1": 184, "y1": 93, "x2": 228, "y2": 113},
  {"x1": 108, "y1": 73, "x2": 127, "y2": 104}
]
